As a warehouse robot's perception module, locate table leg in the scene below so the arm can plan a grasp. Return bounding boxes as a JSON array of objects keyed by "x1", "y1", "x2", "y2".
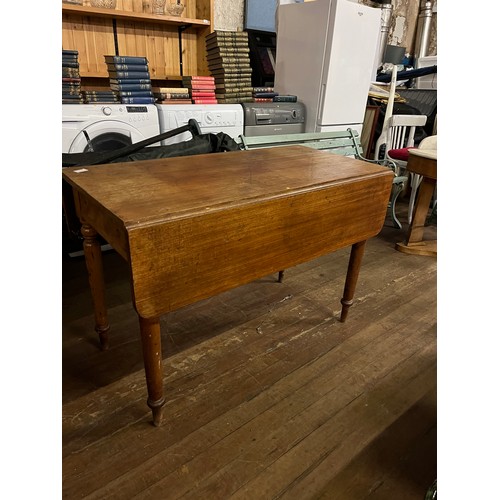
[
  {"x1": 139, "y1": 316, "x2": 165, "y2": 427},
  {"x1": 406, "y1": 177, "x2": 436, "y2": 245},
  {"x1": 81, "y1": 223, "x2": 110, "y2": 350},
  {"x1": 340, "y1": 241, "x2": 366, "y2": 322}
]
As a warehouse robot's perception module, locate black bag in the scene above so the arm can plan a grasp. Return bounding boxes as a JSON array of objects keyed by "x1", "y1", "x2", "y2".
[{"x1": 62, "y1": 119, "x2": 241, "y2": 167}]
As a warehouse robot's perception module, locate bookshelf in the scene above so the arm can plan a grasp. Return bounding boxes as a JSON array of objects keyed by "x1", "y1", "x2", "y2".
[{"x1": 62, "y1": 1, "x2": 214, "y2": 81}]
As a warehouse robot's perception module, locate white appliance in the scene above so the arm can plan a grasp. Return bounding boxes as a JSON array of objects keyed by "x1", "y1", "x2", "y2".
[
  {"x1": 62, "y1": 103, "x2": 160, "y2": 153},
  {"x1": 274, "y1": 0, "x2": 381, "y2": 134},
  {"x1": 155, "y1": 104, "x2": 244, "y2": 145}
]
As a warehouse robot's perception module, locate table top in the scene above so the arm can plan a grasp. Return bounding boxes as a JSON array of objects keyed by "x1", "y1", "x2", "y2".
[
  {"x1": 409, "y1": 148, "x2": 437, "y2": 161},
  {"x1": 62, "y1": 146, "x2": 393, "y2": 230}
]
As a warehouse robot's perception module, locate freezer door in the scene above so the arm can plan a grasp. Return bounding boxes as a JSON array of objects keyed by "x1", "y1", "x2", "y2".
[{"x1": 318, "y1": 0, "x2": 380, "y2": 127}]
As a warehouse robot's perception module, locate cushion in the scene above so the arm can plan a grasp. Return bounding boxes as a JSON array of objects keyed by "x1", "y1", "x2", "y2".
[{"x1": 387, "y1": 147, "x2": 416, "y2": 161}]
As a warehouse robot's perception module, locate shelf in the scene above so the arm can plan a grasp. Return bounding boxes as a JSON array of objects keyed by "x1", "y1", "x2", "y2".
[{"x1": 62, "y1": 4, "x2": 211, "y2": 27}]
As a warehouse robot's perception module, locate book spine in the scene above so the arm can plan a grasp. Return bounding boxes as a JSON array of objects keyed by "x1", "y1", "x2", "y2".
[
  {"x1": 192, "y1": 99, "x2": 218, "y2": 104},
  {"x1": 119, "y1": 97, "x2": 156, "y2": 104},
  {"x1": 182, "y1": 76, "x2": 215, "y2": 81},
  {"x1": 110, "y1": 83, "x2": 152, "y2": 91},
  {"x1": 190, "y1": 91, "x2": 216, "y2": 97},
  {"x1": 184, "y1": 84, "x2": 216, "y2": 90},
  {"x1": 105, "y1": 56, "x2": 148, "y2": 65},
  {"x1": 153, "y1": 87, "x2": 189, "y2": 93},
  {"x1": 108, "y1": 71, "x2": 151, "y2": 79},
  {"x1": 154, "y1": 93, "x2": 191, "y2": 99},
  {"x1": 107, "y1": 64, "x2": 149, "y2": 72},
  {"x1": 253, "y1": 87, "x2": 275, "y2": 93},
  {"x1": 253, "y1": 98, "x2": 274, "y2": 102},
  {"x1": 273, "y1": 95, "x2": 298, "y2": 102},
  {"x1": 253, "y1": 92, "x2": 279, "y2": 98},
  {"x1": 110, "y1": 78, "x2": 151, "y2": 85},
  {"x1": 116, "y1": 90, "x2": 154, "y2": 97}
]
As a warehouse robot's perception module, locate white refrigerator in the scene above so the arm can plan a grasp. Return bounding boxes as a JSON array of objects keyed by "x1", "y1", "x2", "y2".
[{"x1": 274, "y1": 0, "x2": 381, "y2": 134}]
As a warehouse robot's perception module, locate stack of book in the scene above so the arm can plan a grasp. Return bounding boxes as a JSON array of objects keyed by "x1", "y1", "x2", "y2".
[
  {"x1": 105, "y1": 55, "x2": 155, "y2": 104},
  {"x1": 182, "y1": 76, "x2": 217, "y2": 104},
  {"x1": 252, "y1": 87, "x2": 278, "y2": 103},
  {"x1": 81, "y1": 90, "x2": 119, "y2": 104},
  {"x1": 152, "y1": 86, "x2": 191, "y2": 104},
  {"x1": 205, "y1": 31, "x2": 253, "y2": 104},
  {"x1": 62, "y1": 49, "x2": 83, "y2": 104}
]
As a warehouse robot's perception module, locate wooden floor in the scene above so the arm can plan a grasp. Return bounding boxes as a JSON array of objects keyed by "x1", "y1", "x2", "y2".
[{"x1": 62, "y1": 202, "x2": 437, "y2": 500}]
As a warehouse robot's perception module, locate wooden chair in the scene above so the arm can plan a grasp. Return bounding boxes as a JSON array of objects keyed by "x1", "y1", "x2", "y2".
[{"x1": 374, "y1": 114, "x2": 428, "y2": 225}]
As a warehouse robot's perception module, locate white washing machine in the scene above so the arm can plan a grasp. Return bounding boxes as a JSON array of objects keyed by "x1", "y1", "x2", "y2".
[
  {"x1": 155, "y1": 104, "x2": 244, "y2": 145},
  {"x1": 62, "y1": 103, "x2": 160, "y2": 154}
]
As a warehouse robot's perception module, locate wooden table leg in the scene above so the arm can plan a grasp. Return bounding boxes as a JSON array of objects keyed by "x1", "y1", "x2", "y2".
[
  {"x1": 340, "y1": 240, "x2": 366, "y2": 322},
  {"x1": 81, "y1": 223, "x2": 110, "y2": 350},
  {"x1": 395, "y1": 176, "x2": 437, "y2": 256},
  {"x1": 139, "y1": 316, "x2": 166, "y2": 427}
]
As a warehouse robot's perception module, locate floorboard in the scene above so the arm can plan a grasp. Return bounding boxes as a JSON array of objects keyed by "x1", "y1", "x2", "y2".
[{"x1": 62, "y1": 203, "x2": 437, "y2": 499}]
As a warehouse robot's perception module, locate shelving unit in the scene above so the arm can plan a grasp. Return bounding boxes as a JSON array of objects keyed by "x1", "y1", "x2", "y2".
[{"x1": 62, "y1": 0, "x2": 214, "y2": 82}]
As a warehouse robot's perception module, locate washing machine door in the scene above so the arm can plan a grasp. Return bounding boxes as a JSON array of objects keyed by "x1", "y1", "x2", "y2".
[{"x1": 67, "y1": 120, "x2": 148, "y2": 154}]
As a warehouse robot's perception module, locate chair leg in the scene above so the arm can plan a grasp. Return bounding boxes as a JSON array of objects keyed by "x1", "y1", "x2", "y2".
[
  {"x1": 389, "y1": 181, "x2": 404, "y2": 230},
  {"x1": 278, "y1": 270, "x2": 285, "y2": 283},
  {"x1": 408, "y1": 173, "x2": 423, "y2": 225}
]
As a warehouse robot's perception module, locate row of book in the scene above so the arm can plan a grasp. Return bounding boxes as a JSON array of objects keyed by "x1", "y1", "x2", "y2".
[
  {"x1": 62, "y1": 49, "x2": 83, "y2": 104},
  {"x1": 205, "y1": 30, "x2": 253, "y2": 104}
]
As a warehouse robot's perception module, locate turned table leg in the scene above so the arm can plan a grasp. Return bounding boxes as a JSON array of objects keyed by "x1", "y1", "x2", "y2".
[
  {"x1": 340, "y1": 240, "x2": 366, "y2": 322},
  {"x1": 81, "y1": 223, "x2": 110, "y2": 350},
  {"x1": 139, "y1": 316, "x2": 166, "y2": 427}
]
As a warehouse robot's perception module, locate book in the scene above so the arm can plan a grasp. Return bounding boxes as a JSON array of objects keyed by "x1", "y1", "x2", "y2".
[
  {"x1": 253, "y1": 87, "x2": 275, "y2": 93},
  {"x1": 119, "y1": 96, "x2": 156, "y2": 104},
  {"x1": 216, "y1": 85, "x2": 254, "y2": 93},
  {"x1": 205, "y1": 30, "x2": 248, "y2": 43},
  {"x1": 208, "y1": 61, "x2": 251, "y2": 71},
  {"x1": 210, "y1": 67, "x2": 252, "y2": 75},
  {"x1": 152, "y1": 87, "x2": 189, "y2": 93},
  {"x1": 206, "y1": 54, "x2": 251, "y2": 64},
  {"x1": 183, "y1": 83, "x2": 216, "y2": 90},
  {"x1": 104, "y1": 55, "x2": 148, "y2": 65},
  {"x1": 253, "y1": 92, "x2": 279, "y2": 98},
  {"x1": 273, "y1": 95, "x2": 297, "y2": 102},
  {"x1": 207, "y1": 44, "x2": 250, "y2": 59},
  {"x1": 215, "y1": 92, "x2": 252, "y2": 99},
  {"x1": 253, "y1": 98, "x2": 274, "y2": 103},
  {"x1": 205, "y1": 41, "x2": 249, "y2": 52},
  {"x1": 110, "y1": 78, "x2": 152, "y2": 85},
  {"x1": 110, "y1": 83, "x2": 152, "y2": 91},
  {"x1": 217, "y1": 97, "x2": 254, "y2": 104},
  {"x1": 114, "y1": 90, "x2": 154, "y2": 97},
  {"x1": 190, "y1": 91, "x2": 216, "y2": 97},
  {"x1": 106, "y1": 64, "x2": 150, "y2": 72},
  {"x1": 182, "y1": 75, "x2": 215, "y2": 81},
  {"x1": 192, "y1": 98, "x2": 218, "y2": 104},
  {"x1": 108, "y1": 71, "x2": 151, "y2": 79},
  {"x1": 153, "y1": 92, "x2": 191, "y2": 100}
]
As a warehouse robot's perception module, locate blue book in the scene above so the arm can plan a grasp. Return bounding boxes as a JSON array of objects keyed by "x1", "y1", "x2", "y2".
[
  {"x1": 104, "y1": 55, "x2": 148, "y2": 65},
  {"x1": 109, "y1": 78, "x2": 151, "y2": 85},
  {"x1": 120, "y1": 96, "x2": 156, "y2": 104},
  {"x1": 107, "y1": 63, "x2": 149, "y2": 72},
  {"x1": 116, "y1": 90, "x2": 154, "y2": 97},
  {"x1": 108, "y1": 71, "x2": 151, "y2": 79},
  {"x1": 110, "y1": 83, "x2": 152, "y2": 91}
]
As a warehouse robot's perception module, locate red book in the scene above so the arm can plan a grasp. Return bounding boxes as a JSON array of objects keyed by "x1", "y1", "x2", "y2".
[
  {"x1": 192, "y1": 98, "x2": 218, "y2": 104},
  {"x1": 183, "y1": 75, "x2": 214, "y2": 81},
  {"x1": 191, "y1": 91, "x2": 216, "y2": 97}
]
